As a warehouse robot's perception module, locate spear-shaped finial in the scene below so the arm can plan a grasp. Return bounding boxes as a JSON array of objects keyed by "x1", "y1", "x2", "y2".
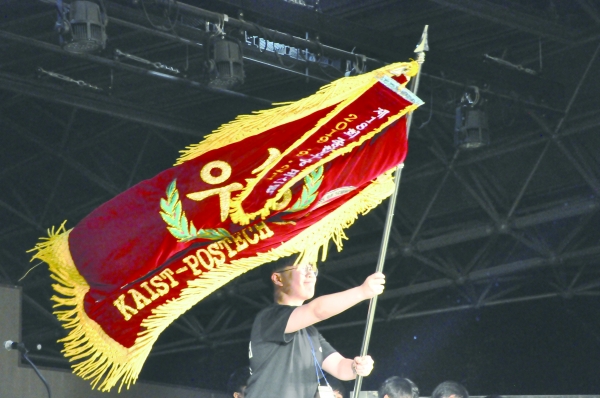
[{"x1": 414, "y1": 25, "x2": 429, "y2": 54}]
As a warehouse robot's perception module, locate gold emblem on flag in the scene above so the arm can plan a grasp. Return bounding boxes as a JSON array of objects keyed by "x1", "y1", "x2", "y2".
[{"x1": 160, "y1": 179, "x2": 231, "y2": 242}]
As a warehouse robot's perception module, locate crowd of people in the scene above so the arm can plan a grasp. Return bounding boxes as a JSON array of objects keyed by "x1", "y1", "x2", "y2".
[
  {"x1": 223, "y1": 258, "x2": 490, "y2": 398},
  {"x1": 228, "y1": 368, "x2": 473, "y2": 398}
]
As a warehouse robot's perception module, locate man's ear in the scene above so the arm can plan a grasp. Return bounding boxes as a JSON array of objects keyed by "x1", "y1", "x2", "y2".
[
  {"x1": 271, "y1": 272, "x2": 283, "y2": 286},
  {"x1": 233, "y1": 392, "x2": 243, "y2": 398}
]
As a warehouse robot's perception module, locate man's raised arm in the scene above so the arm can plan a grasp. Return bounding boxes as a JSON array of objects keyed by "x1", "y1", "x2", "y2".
[{"x1": 285, "y1": 272, "x2": 385, "y2": 333}]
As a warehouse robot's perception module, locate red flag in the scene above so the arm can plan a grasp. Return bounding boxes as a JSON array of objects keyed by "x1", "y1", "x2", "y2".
[{"x1": 31, "y1": 61, "x2": 423, "y2": 391}]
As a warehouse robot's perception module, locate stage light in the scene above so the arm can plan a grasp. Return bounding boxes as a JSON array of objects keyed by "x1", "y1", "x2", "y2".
[
  {"x1": 56, "y1": 0, "x2": 108, "y2": 54},
  {"x1": 454, "y1": 86, "x2": 490, "y2": 149},
  {"x1": 206, "y1": 35, "x2": 245, "y2": 89}
]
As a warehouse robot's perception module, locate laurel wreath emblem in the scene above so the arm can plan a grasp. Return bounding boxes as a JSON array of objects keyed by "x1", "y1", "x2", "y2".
[
  {"x1": 160, "y1": 179, "x2": 231, "y2": 242},
  {"x1": 286, "y1": 165, "x2": 324, "y2": 212}
]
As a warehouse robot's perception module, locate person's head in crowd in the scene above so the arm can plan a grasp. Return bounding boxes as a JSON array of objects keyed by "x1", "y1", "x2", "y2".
[
  {"x1": 431, "y1": 381, "x2": 469, "y2": 398},
  {"x1": 227, "y1": 366, "x2": 250, "y2": 398},
  {"x1": 378, "y1": 376, "x2": 419, "y2": 398}
]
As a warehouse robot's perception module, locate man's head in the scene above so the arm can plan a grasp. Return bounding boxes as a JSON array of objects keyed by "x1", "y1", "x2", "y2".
[
  {"x1": 378, "y1": 376, "x2": 419, "y2": 398},
  {"x1": 227, "y1": 366, "x2": 250, "y2": 398},
  {"x1": 431, "y1": 381, "x2": 469, "y2": 398},
  {"x1": 264, "y1": 257, "x2": 318, "y2": 304}
]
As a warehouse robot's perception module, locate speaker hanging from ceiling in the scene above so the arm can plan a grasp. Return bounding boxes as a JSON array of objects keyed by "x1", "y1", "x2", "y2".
[
  {"x1": 56, "y1": 0, "x2": 108, "y2": 54},
  {"x1": 206, "y1": 34, "x2": 245, "y2": 90}
]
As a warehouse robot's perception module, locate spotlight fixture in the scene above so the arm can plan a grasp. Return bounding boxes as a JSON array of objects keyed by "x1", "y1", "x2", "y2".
[
  {"x1": 206, "y1": 35, "x2": 244, "y2": 89},
  {"x1": 56, "y1": 0, "x2": 108, "y2": 54},
  {"x1": 454, "y1": 86, "x2": 490, "y2": 149}
]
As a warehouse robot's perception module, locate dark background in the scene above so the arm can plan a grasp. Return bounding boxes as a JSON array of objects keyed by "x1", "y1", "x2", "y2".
[{"x1": 1, "y1": 0, "x2": 599, "y2": 395}]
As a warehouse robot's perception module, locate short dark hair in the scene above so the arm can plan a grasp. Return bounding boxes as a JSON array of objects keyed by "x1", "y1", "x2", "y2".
[
  {"x1": 378, "y1": 376, "x2": 419, "y2": 398},
  {"x1": 269, "y1": 255, "x2": 299, "y2": 272},
  {"x1": 226, "y1": 366, "x2": 250, "y2": 395},
  {"x1": 260, "y1": 255, "x2": 297, "y2": 285},
  {"x1": 431, "y1": 381, "x2": 469, "y2": 398}
]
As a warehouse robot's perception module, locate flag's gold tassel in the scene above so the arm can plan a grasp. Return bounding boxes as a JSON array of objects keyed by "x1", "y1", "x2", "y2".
[{"x1": 29, "y1": 169, "x2": 396, "y2": 392}]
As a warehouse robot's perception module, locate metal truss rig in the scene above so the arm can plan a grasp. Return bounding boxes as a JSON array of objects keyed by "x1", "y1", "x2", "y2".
[{"x1": 4, "y1": 0, "x2": 599, "y2": 364}]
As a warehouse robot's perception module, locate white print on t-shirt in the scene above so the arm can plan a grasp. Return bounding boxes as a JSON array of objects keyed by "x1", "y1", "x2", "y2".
[{"x1": 248, "y1": 341, "x2": 253, "y2": 358}]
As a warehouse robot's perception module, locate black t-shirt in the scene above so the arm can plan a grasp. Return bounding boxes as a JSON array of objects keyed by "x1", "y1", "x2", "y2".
[{"x1": 245, "y1": 304, "x2": 337, "y2": 398}]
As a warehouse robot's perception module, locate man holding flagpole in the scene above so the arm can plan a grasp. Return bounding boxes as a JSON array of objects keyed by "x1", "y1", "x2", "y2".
[
  {"x1": 30, "y1": 57, "x2": 422, "y2": 392},
  {"x1": 244, "y1": 258, "x2": 385, "y2": 398}
]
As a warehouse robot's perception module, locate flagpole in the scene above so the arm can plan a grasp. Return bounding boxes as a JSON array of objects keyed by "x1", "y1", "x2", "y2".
[{"x1": 352, "y1": 25, "x2": 428, "y2": 398}]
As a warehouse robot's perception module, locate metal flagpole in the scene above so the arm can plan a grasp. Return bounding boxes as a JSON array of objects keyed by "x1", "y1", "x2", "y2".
[{"x1": 352, "y1": 25, "x2": 428, "y2": 398}]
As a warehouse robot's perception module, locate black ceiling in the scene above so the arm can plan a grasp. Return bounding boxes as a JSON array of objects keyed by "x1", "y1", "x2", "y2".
[{"x1": 1, "y1": 0, "x2": 600, "y2": 395}]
